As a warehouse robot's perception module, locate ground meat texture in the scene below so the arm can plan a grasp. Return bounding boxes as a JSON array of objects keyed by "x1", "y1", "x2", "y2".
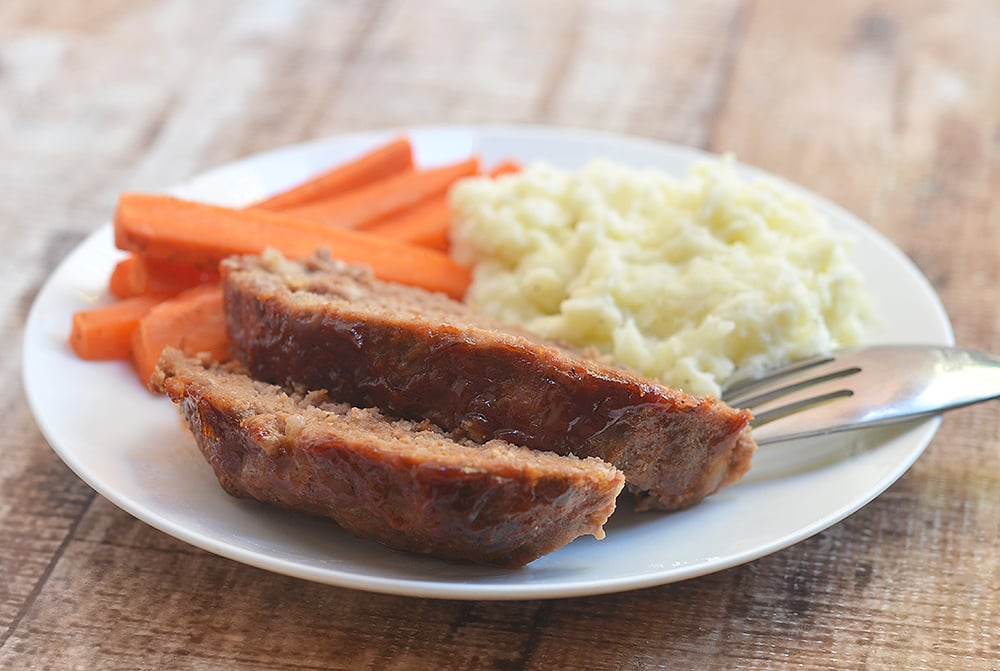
[
  {"x1": 222, "y1": 251, "x2": 756, "y2": 511},
  {"x1": 152, "y1": 349, "x2": 624, "y2": 568}
]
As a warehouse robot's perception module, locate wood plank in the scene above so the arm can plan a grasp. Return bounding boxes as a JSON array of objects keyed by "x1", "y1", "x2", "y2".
[
  {"x1": 0, "y1": 416, "x2": 94, "y2": 634},
  {"x1": 534, "y1": 0, "x2": 749, "y2": 147},
  {"x1": 3, "y1": 500, "x2": 542, "y2": 670},
  {"x1": 1, "y1": 229, "x2": 97, "y2": 639}
]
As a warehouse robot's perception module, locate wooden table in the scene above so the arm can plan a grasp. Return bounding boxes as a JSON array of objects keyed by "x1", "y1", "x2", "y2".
[{"x1": 3, "y1": 1, "x2": 998, "y2": 668}]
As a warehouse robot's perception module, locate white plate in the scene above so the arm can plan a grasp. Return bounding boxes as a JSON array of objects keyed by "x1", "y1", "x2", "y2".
[{"x1": 22, "y1": 125, "x2": 953, "y2": 600}]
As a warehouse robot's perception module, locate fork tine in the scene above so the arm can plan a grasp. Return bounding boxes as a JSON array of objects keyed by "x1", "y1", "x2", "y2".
[
  {"x1": 722, "y1": 353, "x2": 840, "y2": 406},
  {"x1": 750, "y1": 389, "x2": 854, "y2": 426},
  {"x1": 729, "y1": 365, "x2": 862, "y2": 409}
]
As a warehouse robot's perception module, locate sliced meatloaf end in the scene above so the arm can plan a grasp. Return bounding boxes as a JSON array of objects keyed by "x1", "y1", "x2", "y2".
[
  {"x1": 152, "y1": 348, "x2": 625, "y2": 568},
  {"x1": 222, "y1": 250, "x2": 757, "y2": 512}
]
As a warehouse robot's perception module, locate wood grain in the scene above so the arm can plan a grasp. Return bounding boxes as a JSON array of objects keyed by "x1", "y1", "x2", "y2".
[{"x1": 2, "y1": 0, "x2": 998, "y2": 669}]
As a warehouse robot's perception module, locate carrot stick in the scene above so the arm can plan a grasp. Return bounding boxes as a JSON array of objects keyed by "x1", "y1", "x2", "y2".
[
  {"x1": 132, "y1": 254, "x2": 219, "y2": 297},
  {"x1": 108, "y1": 253, "x2": 219, "y2": 298},
  {"x1": 109, "y1": 256, "x2": 139, "y2": 298},
  {"x1": 361, "y1": 159, "x2": 522, "y2": 250},
  {"x1": 488, "y1": 159, "x2": 521, "y2": 177},
  {"x1": 363, "y1": 196, "x2": 451, "y2": 250},
  {"x1": 282, "y1": 157, "x2": 479, "y2": 231},
  {"x1": 249, "y1": 136, "x2": 414, "y2": 212},
  {"x1": 130, "y1": 283, "x2": 229, "y2": 387},
  {"x1": 113, "y1": 193, "x2": 471, "y2": 299},
  {"x1": 70, "y1": 295, "x2": 162, "y2": 361}
]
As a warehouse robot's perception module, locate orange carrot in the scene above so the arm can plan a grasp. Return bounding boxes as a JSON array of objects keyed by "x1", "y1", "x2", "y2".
[
  {"x1": 361, "y1": 158, "x2": 522, "y2": 250},
  {"x1": 130, "y1": 284, "x2": 229, "y2": 387},
  {"x1": 363, "y1": 196, "x2": 451, "y2": 250},
  {"x1": 283, "y1": 157, "x2": 479, "y2": 230},
  {"x1": 108, "y1": 253, "x2": 219, "y2": 298},
  {"x1": 249, "y1": 136, "x2": 414, "y2": 212},
  {"x1": 70, "y1": 295, "x2": 162, "y2": 361},
  {"x1": 113, "y1": 193, "x2": 471, "y2": 299},
  {"x1": 109, "y1": 256, "x2": 139, "y2": 298},
  {"x1": 488, "y1": 159, "x2": 521, "y2": 177}
]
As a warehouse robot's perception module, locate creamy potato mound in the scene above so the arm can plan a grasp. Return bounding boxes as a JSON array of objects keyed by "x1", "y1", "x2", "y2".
[{"x1": 449, "y1": 157, "x2": 869, "y2": 397}]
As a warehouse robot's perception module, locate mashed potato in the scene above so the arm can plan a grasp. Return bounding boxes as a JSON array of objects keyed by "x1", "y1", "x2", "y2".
[{"x1": 449, "y1": 157, "x2": 869, "y2": 397}]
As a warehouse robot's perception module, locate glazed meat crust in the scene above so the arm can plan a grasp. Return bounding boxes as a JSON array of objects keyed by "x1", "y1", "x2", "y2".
[
  {"x1": 222, "y1": 252, "x2": 756, "y2": 511},
  {"x1": 153, "y1": 349, "x2": 624, "y2": 568}
]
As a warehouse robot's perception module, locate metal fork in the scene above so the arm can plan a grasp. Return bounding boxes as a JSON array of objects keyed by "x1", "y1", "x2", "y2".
[{"x1": 722, "y1": 345, "x2": 1000, "y2": 445}]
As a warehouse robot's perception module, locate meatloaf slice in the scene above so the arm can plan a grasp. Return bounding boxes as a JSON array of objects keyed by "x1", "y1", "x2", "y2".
[
  {"x1": 152, "y1": 348, "x2": 624, "y2": 568},
  {"x1": 222, "y1": 250, "x2": 756, "y2": 511}
]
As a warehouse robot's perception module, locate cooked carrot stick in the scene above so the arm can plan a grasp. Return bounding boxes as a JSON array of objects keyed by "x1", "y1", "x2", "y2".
[
  {"x1": 113, "y1": 193, "x2": 471, "y2": 299},
  {"x1": 133, "y1": 254, "x2": 219, "y2": 297},
  {"x1": 249, "y1": 136, "x2": 414, "y2": 212},
  {"x1": 108, "y1": 253, "x2": 219, "y2": 299},
  {"x1": 70, "y1": 295, "x2": 162, "y2": 361},
  {"x1": 130, "y1": 284, "x2": 229, "y2": 387},
  {"x1": 284, "y1": 156, "x2": 479, "y2": 230},
  {"x1": 109, "y1": 256, "x2": 139, "y2": 298},
  {"x1": 362, "y1": 159, "x2": 522, "y2": 250},
  {"x1": 488, "y1": 159, "x2": 521, "y2": 177},
  {"x1": 363, "y1": 196, "x2": 451, "y2": 250}
]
